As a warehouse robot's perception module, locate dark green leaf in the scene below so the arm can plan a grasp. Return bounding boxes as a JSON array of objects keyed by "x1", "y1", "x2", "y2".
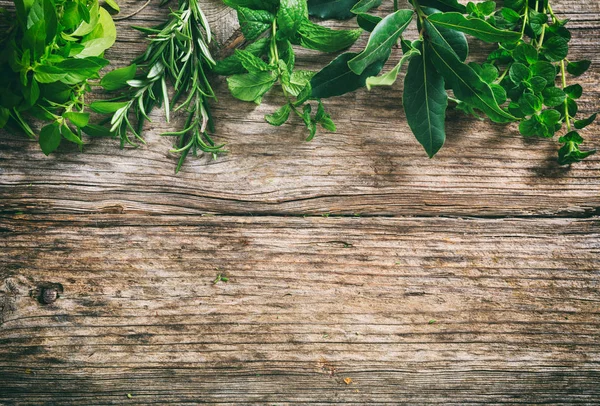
[
  {"x1": 541, "y1": 36, "x2": 568, "y2": 62},
  {"x1": 39, "y1": 122, "x2": 61, "y2": 155},
  {"x1": 509, "y1": 62, "x2": 530, "y2": 84},
  {"x1": 567, "y1": 60, "x2": 591, "y2": 76},
  {"x1": 23, "y1": 20, "x2": 46, "y2": 61},
  {"x1": 222, "y1": 0, "x2": 279, "y2": 12},
  {"x1": 307, "y1": 0, "x2": 360, "y2": 20},
  {"x1": 563, "y1": 84, "x2": 582, "y2": 99},
  {"x1": 356, "y1": 13, "x2": 381, "y2": 32},
  {"x1": 519, "y1": 93, "x2": 542, "y2": 115},
  {"x1": 100, "y1": 64, "x2": 137, "y2": 90},
  {"x1": 426, "y1": 39, "x2": 515, "y2": 123},
  {"x1": 417, "y1": 0, "x2": 466, "y2": 13},
  {"x1": 213, "y1": 38, "x2": 270, "y2": 75},
  {"x1": 348, "y1": 9, "x2": 413, "y2": 75},
  {"x1": 528, "y1": 76, "x2": 547, "y2": 93},
  {"x1": 403, "y1": 40, "x2": 447, "y2": 158},
  {"x1": 504, "y1": 0, "x2": 525, "y2": 12},
  {"x1": 311, "y1": 52, "x2": 385, "y2": 98},
  {"x1": 82, "y1": 124, "x2": 113, "y2": 137},
  {"x1": 574, "y1": 113, "x2": 596, "y2": 130},
  {"x1": 423, "y1": 14, "x2": 468, "y2": 62},
  {"x1": 558, "y1": 131, "x2": 596, "y2": 164},
  {"x1": 542, "y1": 87, "x2": 565, "y2": 107},
  {"x1": 539, "y1": 109, "x2": 561, "y2": 126},
  {"x1": 297, "y1": 19, "x2": 361, "y2": 53},
  {"x1": 530, "y1": 61, "x2": 556, "y2": 83},
  {"x1": 512, "y1": 43, "x2": 538, "y2": 64},
  {"x1": 351, "y1": 0, "x2": 382, "y2": 14},
  {"x1": 528, "y1": 9, "x2": 547, "y2": 36},
  {"x1": 427, "y1": 12, "x2": 520, "y2": 43}
]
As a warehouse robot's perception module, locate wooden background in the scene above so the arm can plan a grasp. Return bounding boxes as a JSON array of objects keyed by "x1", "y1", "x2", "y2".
[{"x1": 1, "y1": 0, "x2": 599, "y2": 404}]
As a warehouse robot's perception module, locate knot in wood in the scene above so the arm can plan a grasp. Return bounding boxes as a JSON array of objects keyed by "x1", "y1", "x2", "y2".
[{"x1": 41, "y1": 288, "x2": 59, "y2": 304}]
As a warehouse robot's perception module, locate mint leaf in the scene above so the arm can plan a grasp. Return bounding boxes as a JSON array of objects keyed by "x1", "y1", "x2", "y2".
[
  {"x1": 265, "y1": 103, "x2": 292, "y2": 126},
  {"x1": 227, "y1": 71, "x2": 277, "y2": 103},
  {"x1": 276, "y1": 0, "x2": 307, "y2": 40},
  {"x1": 237, "y1": 7, "x2": 274, "y2": 40}
]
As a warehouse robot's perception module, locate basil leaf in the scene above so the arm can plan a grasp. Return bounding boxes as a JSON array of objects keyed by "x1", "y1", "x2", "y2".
[
  {"x1": 76, "y1": 7, "x2": 116, "y2": 58},
  {"x1": 237, "y1": 7, "x2": 274, "y2": 41},
  {"x1": 39, "y1": 122, "x2": 61, "y2": 155},
  {"x1": 64, "y1": 112, "x2": 90, "y2": 127},
  {"x1": 307, "y1": 0, "x2": 360, "y2": 20},
  {"x1": 227, "y1": 71, "x2": 277, "y2": 103},
  {"x1": 426, "y1": 12, "x2": 520, "y2": 43},
  {"x1": 311, "y1": 52, "x2": 385, "y2": 98},
  {"x1": 101, "y1": 64, "x2": 137, "y2": 90},
  {"x1": 60, "y1": 124, "x2": 83, "y2": 145},
  {"x1": 426, "y1": 38, "x2": 515, "y2": 123},
  {"x1": 348, "y1": 9, "x2": 413, "y2": 75},
  {"x1": 297, "y1": 19, "x2": 361, "y2": 53},
  {"x1": 90, "y1": 100, "x2": 130, "y2": 114},
  {"x1": 104, "y1": 0, "x2": 120, "y2": 12},
  {"x1": 403, "y1": 40, "x2": 447, "y2": 158}
]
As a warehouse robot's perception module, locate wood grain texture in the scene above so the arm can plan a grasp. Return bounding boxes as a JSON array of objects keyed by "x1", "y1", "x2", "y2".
[
  {"x1": 0, "y1": 0, "x2": 599, "y2": 216},
  {"x1": 0, "y1": 214, "x2": 599, "y2": 404}
]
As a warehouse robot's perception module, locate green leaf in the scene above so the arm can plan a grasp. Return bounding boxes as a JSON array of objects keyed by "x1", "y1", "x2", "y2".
[
  {"x1": 403, "y1": 40, "x2": 448, "y2": 158},
  {"x1": 504, "y1": 0, "x2": 525, "y2": 12},
  {"x1": 351, "y1": 0, "x2": 382, "y2": 14},
  {"x1": 227, "y1": 71, "x2": 277, "y2": 103},
  {"x1": 528, "y1": 76, "x2": 547, "y2": 93},
  {"x1": 539, "y1": 109, "x2": 561, "y2": 126},
  {"x1": 567, "y1": 60, "x2": 591, "y2": 77},
  {"x1": 23, "y1": 20, "x2": 46, "y2": 61},
  {"x1": 356, "y1": 13, "x2": 381, "y2": 32},
  {"x1": 518, "y1": 93, "x2": 542, "y2": 115},
  {"x1": 64, "y1": 112, "x2": 90, "y2": 127},
  {"x1": 417, "y1": 0, "x2": 466, "y2": 13},
  {"x1": 234, "y1": 49, "x2": 271, "y2": 73},
  {"x1": 76, "y1": 7, "x2": 116, "y2": 58},
  {"x1": 528, "y1": 9, "x2": 547, "y2": 36},
  {"x1": 104, "y1": 0, "x2": 120, "y2": 12},
  {"x1": 82, "y1": 124, "x2": 113, "y2": 137},
  {"x1": 0, "y1": 107, "x2": 9, "y2": 128},
  {"x1": 426, "y1": 12, "x2": 520, "y2": 43},
  {"x1": 509, "y1": 62, "x2": 530, "y2": 84},
  {"x1": 426, "y1": 38, "x2": 515, "y2": 123},
  {"x1": 558, "y1": 131, "x2": 596, "y2": 164},
  {"x1": 541, "y1": 87, "x2": 566, "y2": 107},
  {"x1": 574, "y1": 113, "x2": 597, "y2": 130},
  {"x1": 297, "y1": 19, "x2": 362, "y2": 53},
  {"x1": 541, "y1": 36, "x2": 568, "y2": 62},
  {"x1": 311, "y1": 52, "x2": 385, "y2": 98},
  {"x1": 237, "y1": 7, "x2": 274, "y2": 40},
  {"x1": 530, "y1": 61, "x2": 556, "y2": 83},
  {"x1": 62, "y1": 1, "x2": 82, "y2": 29},
  {"x1": 213, "y1": 38, "x2": 270, "y2": 75},
  {"x1": 265, "y1": 103, "x2": 292, "y2": 126},
  {"x1": 61, "y1": 124, "x2": 83, "y2": 145},
  {"x1": 512, "y1": 43, "x2": 538, "y2": 64},
  {"x1": 101, "y1": 64, "x2": 137, "y2": 90},
  {"x1": 348, "y1": 9, "x2": 413, "y2": 75},
  {"x1": 366, "y1": 47, "x2": 420, "y2": 90},
  {"x1": 89, "y1": 100, "x2": 129, "y2": 114},
  {"x1": 72, "y1": 0, "x2": 100, "y2": 36},
  {"x1": 308, "y1": 0, "x2": 360, "y2": 20},
  {"x1": 222, "y1": 0, "x2": 279, "y2": 11},
  {"x1": 39, "y1": 122, "x2": 61, "y2": 155},
  {"x1": 276, "y1": 0, "x2": 308, "y2": 40},
  {"x1": 563, "y1": 84, "x2": 582, "y2": 99},
  {"x1": 423, "y1": 12, "x2": 468, "y2": 62},
  {"x1": 519, "y1": 115, "x2": 543, "y2": 136},
  {"x1": 283, "y1": 70, "x2": 315, "y2": 96}
]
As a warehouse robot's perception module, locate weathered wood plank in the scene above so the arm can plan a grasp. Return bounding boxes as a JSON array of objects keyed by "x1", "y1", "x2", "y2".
[
  {"x1": 1, "y1": 215, "x2": 599, "y2": 404},
  {"x1": 0, "y1": 0, "x2": 599, "y2": 216}
]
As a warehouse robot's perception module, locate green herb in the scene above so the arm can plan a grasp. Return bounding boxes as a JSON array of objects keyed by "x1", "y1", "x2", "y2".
[
  {"x1": 217, "y1": 0, "x2": 362, "y2": 140},
  {"x1": 0, "y1": 0, "x2": 117, "y2": 155},
  {"x1": 308, "y1": 0, "x2": 596, "y2": 164},
  {"x1": 93, "y1": 0, "x2": 223, "y2": 172},
  {"x1": 213, "y1": 273, "x2": 229, "y2": 284}
]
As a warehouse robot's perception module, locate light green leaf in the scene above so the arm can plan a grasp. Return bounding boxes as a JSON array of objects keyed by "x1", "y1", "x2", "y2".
[
  {"x1": 76, "y1": 7, "x2": 116, "y2": 58},
  {"x1": 72, "y1": 0, "x2": 100, "y2": 36},
  {"x1": 235, "y1": 49, "x2": 271, "y2": 73},
  {"x1": 227, "y1": 71, "x2": 277, "y2": 103},
  {"x1": 237, "y1": 7, "x2": 274, "y2": 40},
  {"x1": 100, "y1": 64, "x2": 137, "y2": 90},
  {"x1": 265, "y1": 103, "x2": 292, "y2": 126},
  {"x1": 276, "y1": 0, "x2": 308, "y2": 40},
  {"x1": 366, "y1": 47, "x2": 420, "y2": 90},
  {"x1": 64, "y1": 112, "x2": 90, "y2": 127},
  {"x1": 104, "y1": 0, "x2": 120, "y2": 12},
  {"x1": 89, "y1": 100, "x2": 129, "y2": 114}
]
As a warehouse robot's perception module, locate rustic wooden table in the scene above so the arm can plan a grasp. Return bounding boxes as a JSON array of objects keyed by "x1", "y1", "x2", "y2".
[{"x1": 1, "y1": 0, "x2": 599, "y2": 404}]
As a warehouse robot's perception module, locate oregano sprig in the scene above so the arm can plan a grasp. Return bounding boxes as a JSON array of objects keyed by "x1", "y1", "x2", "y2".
[
  {"x1": 92, "y1": 0, "x2": 223, "y2": 172},
  {"x1": 308, "y1": 0, "x2": 596, "y2": 164}
]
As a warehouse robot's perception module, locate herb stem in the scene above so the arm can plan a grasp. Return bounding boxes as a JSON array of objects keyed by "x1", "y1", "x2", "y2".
[
  {"x1": 520, "y1": 3, "x2": 529, "y2": 39},
  {"x1": 560, "y1": 59, "x2": 571, "y2": 131}
]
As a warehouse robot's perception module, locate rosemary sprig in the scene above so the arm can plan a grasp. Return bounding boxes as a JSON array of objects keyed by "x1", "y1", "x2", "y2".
[{"x1": 93, "y1": 0, "x2": 224, "y2": 172}]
